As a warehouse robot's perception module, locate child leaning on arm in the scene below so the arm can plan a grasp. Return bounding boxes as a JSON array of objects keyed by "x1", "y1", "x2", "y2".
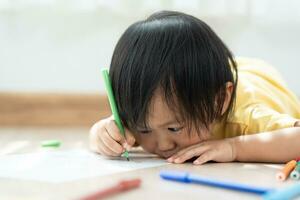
[{"x1": 90, "y1": 11, "x2": 300, "y2": 165}]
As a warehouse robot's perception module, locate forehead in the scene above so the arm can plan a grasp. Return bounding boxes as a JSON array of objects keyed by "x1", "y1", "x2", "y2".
[{"x1": 147, "y1": 89, "x2": 180, "y2": 127}]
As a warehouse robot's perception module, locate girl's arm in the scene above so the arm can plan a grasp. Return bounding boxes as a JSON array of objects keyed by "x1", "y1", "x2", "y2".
[
  {"x1": 234, "y1": 122, "x2": 300, "y2": 163},
  {"x1": 168, "y1": 122, "x2": 300, "y2": 165}
]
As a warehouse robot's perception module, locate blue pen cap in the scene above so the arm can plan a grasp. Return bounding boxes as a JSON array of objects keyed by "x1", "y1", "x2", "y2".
[
  {"x1": 263, "y1": 183, "x2": 300, "y2": 200},
  {"x1": 160, "y1": 171, "x2": 191, "y2": 183}
]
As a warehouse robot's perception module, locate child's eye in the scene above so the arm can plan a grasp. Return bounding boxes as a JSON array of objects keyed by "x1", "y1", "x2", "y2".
[{"x1": 168, "y1": 127, "x2": 183, "y2": 133}]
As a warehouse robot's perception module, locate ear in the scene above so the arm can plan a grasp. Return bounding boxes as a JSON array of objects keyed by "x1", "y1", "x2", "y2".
[{"x1": 221, "y1": 82, "x2": 234, "y2": 115}]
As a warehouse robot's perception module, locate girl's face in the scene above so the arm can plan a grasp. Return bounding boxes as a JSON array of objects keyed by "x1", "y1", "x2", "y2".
[{"x1": 133, "y1": 90, "x2": 211, "y2": 158}]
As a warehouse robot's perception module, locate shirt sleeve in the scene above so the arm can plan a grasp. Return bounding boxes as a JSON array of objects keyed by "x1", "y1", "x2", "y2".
[{"x1": 243, "y1": 104, "x2": 299, "y2": 134}]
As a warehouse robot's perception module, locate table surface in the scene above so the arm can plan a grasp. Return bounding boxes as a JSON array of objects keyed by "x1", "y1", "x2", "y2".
[{"x1": 0, "y1": 127, "x2": 297, "y2": 200}]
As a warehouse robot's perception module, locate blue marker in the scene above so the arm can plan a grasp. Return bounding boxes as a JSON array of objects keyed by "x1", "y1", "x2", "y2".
[
  {"x1": 262, "y1": 183, "x2": 300, "y2": 200},
  {"x1": 160, "y1": 170, "x2": 300, "y2": 199},
  {"x1": 159, "y1": 170, "x2": 273, "y2": 195}
]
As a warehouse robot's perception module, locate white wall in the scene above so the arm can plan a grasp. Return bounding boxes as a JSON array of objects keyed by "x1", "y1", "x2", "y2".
[{"x1": 0, "y1": 0, "x2": 300, "y2": 94}]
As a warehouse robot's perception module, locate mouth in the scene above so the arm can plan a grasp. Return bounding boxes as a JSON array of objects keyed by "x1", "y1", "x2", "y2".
[{"x1": 157, "y1": 150, "x2": 177, "y2": 159}]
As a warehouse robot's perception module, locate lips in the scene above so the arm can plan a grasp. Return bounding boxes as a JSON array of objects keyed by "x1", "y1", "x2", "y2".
[{"x1": 158, "y1": 150, "x2": 177, "y2": 158}]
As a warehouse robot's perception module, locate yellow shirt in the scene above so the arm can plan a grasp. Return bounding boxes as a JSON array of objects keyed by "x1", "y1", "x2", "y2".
[{"x1": 212, "y1": 57, "x2": 300, "y2": 139}]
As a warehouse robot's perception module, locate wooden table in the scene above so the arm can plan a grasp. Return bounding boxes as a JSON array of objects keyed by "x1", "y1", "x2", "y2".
[{"x1": 0, "y1": 127, "x2": 295, "y2": 200}]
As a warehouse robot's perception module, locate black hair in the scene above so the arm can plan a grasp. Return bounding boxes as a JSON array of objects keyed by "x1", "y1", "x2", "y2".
[{"x1": 109, "y1": 10, "x2": 237, "y2": 134}]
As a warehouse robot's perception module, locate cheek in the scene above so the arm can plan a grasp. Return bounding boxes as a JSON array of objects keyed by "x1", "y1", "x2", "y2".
[
  {"x1": 174, "y1": 135, "x2": 200, "y2": 148},
  {"x1": 135, "y1": 135, "x2": 157, "y2": 153},
  {"x1": 175, "y1": 129, "x2": 210, "y2": 149}
]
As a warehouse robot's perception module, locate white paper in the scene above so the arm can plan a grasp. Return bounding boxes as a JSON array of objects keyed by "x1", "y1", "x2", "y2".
[{"x1": 0, "y1": 149, "x2": 168, "y2": 183}]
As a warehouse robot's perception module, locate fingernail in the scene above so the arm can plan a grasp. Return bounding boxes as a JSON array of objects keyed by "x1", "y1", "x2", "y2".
[
  {"x1": 123, "y1": 143, "x2": 132, "y2": 151},
  {"x1": 193, "y1": 160, "x2": 200, "y2": 165},
  {"x1": 167, "y1": 157, "x2": 173, "y2": 162},
  {"x1": 174, "y1": 158, "x2": 180, "y2": 163}
]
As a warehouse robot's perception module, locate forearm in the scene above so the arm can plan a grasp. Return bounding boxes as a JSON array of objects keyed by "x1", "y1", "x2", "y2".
[{"x1": 232, "y1": 127, "x2": 300, "y2": 163}]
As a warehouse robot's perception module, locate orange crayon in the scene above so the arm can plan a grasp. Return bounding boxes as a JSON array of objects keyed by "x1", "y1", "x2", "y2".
[{"x1": 276, "y1": 160, "x2": 297, "y2": 181}]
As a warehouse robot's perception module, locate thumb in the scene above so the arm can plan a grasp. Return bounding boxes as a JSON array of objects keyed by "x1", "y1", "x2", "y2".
[{"x1": 124, "y1": 129, "x2": 136, "y2": 148}]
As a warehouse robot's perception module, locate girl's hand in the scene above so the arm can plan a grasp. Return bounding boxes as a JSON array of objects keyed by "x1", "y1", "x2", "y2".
[
  {"x1": 89, "y1": 116, "x2": 136, "y2": 157},
  {"x1": 167, "y1": 139, "x2": 237, "y2": 165}
]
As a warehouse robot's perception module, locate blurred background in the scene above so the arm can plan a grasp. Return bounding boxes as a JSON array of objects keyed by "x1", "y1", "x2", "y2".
[{"x1": 1, "y1": 0, "x2": 300, "y2": 126}]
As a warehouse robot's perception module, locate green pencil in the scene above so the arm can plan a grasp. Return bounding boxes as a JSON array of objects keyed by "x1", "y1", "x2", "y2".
[{"x1": 101, "y1": 68, "x2": 129, "y2": 161}]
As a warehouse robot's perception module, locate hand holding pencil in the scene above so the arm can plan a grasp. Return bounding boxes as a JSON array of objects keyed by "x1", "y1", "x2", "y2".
[
  {"x1": 89, "y1": 116, "x2": 136, "y2": 158},
  {"x1": 89, "y1": 69, "x2": 136, "y2": 159}
]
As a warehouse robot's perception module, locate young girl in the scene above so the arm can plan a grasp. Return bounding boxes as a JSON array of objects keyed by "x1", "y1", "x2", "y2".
[{"x1": 90, "y1": 11, "x2": 300, "y2": 165}]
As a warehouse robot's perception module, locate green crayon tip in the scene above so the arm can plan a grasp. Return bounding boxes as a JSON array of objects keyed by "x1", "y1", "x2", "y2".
[{"x1": 122, "y1": 151, "x2": 130, "y2": 161}]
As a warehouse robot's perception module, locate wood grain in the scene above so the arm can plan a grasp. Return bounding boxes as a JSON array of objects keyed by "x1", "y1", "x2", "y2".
[{"x1": 0, "y1": 92, "x2": 110, "y2": 126}]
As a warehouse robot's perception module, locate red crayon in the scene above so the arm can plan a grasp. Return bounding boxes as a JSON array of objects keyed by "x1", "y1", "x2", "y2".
[{"x1": 79, "y1": 179, "x2": 141, "y2": 200}]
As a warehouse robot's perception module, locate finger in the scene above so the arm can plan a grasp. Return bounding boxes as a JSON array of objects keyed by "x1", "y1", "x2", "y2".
[
  {"x1": 172, "y1": 145, "x2": 210, "y2": 164},
  {"x1": 168, "y1": 142, "x2": 207, "y2": 162},
  {"x1": 91, "y1": 135, "x2": 113, "y2": 156},
  {"x1": 101, "y1": 126, "x2": 124, "y2": 154},
  {"x1": 90, "y1": 120, "x2": 124, "y2": 155},
  {"x1": 96, "y1": 134, "x2": 121, "y2": 156},
  {"x1": 106, "y1": 119, "x2": 136, "y2": 149},
  {"x1": 193, "y1": 150, "x2": 215, "y2": 165},
  {"x1": 105, "y1": 119, "x2": 124, "y2": 143},
  {"x1": 167, "y1": 146, "x2": 195, "y2": 162},
  {"x1": 124, "y1": 128, "x2": 136, "y2": 147},
  {"x1": 89, "y1": 119, "x2": 121, "y2": 157},
  {"x1": 170, "y1": 142, "x2": 207, "y2": 159}
]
